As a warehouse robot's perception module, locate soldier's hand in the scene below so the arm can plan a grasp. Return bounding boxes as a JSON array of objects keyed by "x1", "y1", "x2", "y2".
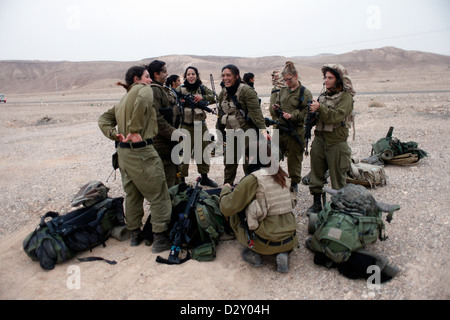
[
  {"x1": 193, "y1": 94, "x2": 203, "y2": 103},
  {"x1": 116, "y1": 133, "x2": 126, "y2": 142},
  {"x1": 123, "y1": 133, "x2": 143, "y2": 143},
  {"x1": 282, "y1": 112, "x2": 291, "y2": 120},
  {"x1": 310, "y1": 100, "x2": 320, "y2": 112}
]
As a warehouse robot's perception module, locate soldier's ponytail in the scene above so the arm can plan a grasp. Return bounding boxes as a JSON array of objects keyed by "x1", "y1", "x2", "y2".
[
  {"x1": 116, "y1": 66, "x2": 147, "y2": 92},
  {"x1": 281, "y1": 61, "x2": 298, "y2": 77}
]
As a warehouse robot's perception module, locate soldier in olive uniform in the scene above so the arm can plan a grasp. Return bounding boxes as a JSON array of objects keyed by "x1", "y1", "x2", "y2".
[
  {"x1": 307, "y1": 64, "x2": 355, "y2": 214},
  {"x1": 176, "y1": 66, "x2": 218, "y2": 188},
  {"x1": 220, "y1": 141, "x2": 298, "y2": 273},
  {"x1": 147, "y1": 60, "x2": 182, "y2": 188},
  {"x1": 269, "y1": 68, "x2": 285, "y2": 117},
  {"x1": 98, "y1": 66, "x2": 172, "y2": 252},
  {"x1": 217, "y1": 64, "x2": 269, "y2": 185},
  {"x1": 272, "y1": 61, "x2": 313, "y2": 192}
]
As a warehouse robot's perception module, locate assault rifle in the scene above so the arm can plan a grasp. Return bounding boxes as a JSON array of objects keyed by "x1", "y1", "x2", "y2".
[
  {"x1": 304, "y1": 99, "x2": 315, "y2": 156},
  {"x1": 209, "y1": 74, "x2": 220, "y2": 115},
  {"x1": 176, "y1": 91, "x2": 217, "y2": 115},
  {"x1": 156, "y1": 177, "x2": 203, "y2": 265},
  {"x1": 266, "y1": 107, "x2": 305, "y2": 152}
]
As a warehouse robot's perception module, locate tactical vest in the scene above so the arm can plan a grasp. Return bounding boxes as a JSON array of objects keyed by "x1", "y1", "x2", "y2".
[
  {"x1": 246, "y1": 168, "x2": 297, "y2": 230},
  {"x1": 180, "y1": 85, "x2": 207, "y2": 124},
  {"x1": 316, "y1": 91, "x2": 354, "y2": 133},
  {"x1": 220, "y1": 84, "x2": 248, "y2": 130}
]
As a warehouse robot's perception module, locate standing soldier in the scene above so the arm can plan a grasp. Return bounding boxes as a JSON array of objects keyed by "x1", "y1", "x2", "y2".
[
  {"x1": 147, "y1": 60, "x2": 182, "y2": 188},
  {"x1": 307, "y1": 64, "x2": 355, "y2": 214},
  {"x1": 269, "y1": 68, "x2": 285, "y2": 117},
  {"x1": 218, "y1": 64, "x2": 269, "y2": 185},
  {"x1": 177, "y1": 66, "x2": 218, "y2": 188},
  {"x1": 98, "y1": 66, "x2": 172, "y2": 252},
  {"x1": 272, "y1": 61, "x2": 313, "y2": 192}
]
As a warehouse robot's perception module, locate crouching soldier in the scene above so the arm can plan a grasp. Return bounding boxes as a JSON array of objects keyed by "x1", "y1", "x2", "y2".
[{"x1": 219, "y1": 141, "x2": 298, "y2": 273}]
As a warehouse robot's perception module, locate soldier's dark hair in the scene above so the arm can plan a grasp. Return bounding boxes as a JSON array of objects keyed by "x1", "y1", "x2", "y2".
[
  {"x1": 147, "y1": 60, "x2": 166, "y2": 80},
  {"x1": 116, "y1": 66, "x2": 147, "y2": 91},
  {"x1": 222, "y1": 64, "x2": 240, "y2": 78},
  {"x1": 243, "y1": 72, "x2": 255, "y2": 86},
  {"x1": 322, "y1": 67, "x2": 343, "y2": 91},
  {"x1": 166, "y1": 74, "x2": 179, "y2": 87}
]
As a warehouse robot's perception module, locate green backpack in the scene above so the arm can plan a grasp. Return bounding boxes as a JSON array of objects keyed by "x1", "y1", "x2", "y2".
[
  {"x1": 308, "y1": 184, "x2": 399, "y2": 265},
  {"x1": 168, "y1": 183, "x2": 226, "y2": 261},
  {"x1": 371, "y1": 126, "x2": 428, "y2": 164}
]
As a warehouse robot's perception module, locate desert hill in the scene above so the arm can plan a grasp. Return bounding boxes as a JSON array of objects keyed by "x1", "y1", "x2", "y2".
[{"x1": 0, "y1": 46, "x2": 449, "y2": 95}]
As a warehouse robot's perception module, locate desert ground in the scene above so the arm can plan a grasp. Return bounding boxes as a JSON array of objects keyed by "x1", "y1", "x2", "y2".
[{"x1": 0, "y1": 70, "x2": 449, "y2": 303}]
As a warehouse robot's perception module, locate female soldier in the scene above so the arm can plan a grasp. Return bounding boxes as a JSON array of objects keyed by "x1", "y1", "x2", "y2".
[
  {"x1": 147, "y1": 60, "x2": 182, "y2": 188},
  {"x1": 218, "y1": 64, "x2": 269, "y2": 185},
  {"x1": 98, "y1": 66, "x2": 172, "y2": 252},
  {"x1": 307, "y1": 64, "x2": 355, "y2": 214},
  {"x1": 177, "y1": 66, "x2": 218, "y2": 188},
  {"x1": 166, "y1": 74, "x2": 181, "y2": 89},
  {"x1": 220, "y1": 141, "x2": 297, "y2": 273},
  {"x1": 272, "y1": 61, "x2": 313, "y2": 192}
]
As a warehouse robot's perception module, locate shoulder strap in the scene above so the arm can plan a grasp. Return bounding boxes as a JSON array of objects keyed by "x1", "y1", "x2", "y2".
[{"x1": 298, "y1": 86, "x2": 305, "y2": 109}]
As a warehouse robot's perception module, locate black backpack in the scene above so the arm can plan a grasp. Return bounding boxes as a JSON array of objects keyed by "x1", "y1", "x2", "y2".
[{"x1": 23, "y1": 197, "x2": 125, "y2": 270}]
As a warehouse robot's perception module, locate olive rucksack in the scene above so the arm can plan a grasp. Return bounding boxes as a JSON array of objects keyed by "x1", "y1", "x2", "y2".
[
  {"x1": 371, "y1": 126, "x2": 428, "y2": 165},
  {"x1": 168, "y1": 183, "x2": 226, "y2": 261},
  {"x1": 23, "y1": 197, "x2": 125, "y2": 270},
  {"x1": 307, "y1": 184, "x2": 399, "y2": 265}
]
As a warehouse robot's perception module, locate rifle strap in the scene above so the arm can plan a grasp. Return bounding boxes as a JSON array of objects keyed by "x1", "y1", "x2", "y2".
[{"x1": 298, "y1": 86, "x2": 305, "y2": 109}]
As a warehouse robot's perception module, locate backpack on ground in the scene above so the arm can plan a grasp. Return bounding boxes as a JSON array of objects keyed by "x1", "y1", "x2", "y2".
[
  {"x1": 371, "y1": 126, "x2": 428, "y2": 165},
  {"x1": 307, "y1": 184, "x2": 399, "y2": 265},
  {"x1": 158, "y1": 181, "x2": 226, "y2": 264},
  {"x1": 346, "y1": 158, "x2": 387, "y2": 188},
  {"x1": 23, "y1": 181, "x2": 125, "y2": 270}
]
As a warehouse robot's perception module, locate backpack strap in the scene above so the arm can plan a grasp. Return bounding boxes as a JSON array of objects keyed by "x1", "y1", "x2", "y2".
[{"x1": 77, "y1": 256, "x2": 117, "y2": 265}]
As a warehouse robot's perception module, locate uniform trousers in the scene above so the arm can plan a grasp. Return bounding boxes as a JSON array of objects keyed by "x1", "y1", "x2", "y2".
[
  {"x1": 117, "y1": 145, "x2": 172, "y2": 233},
  {"x1": 309, "y1": 135, "x2": 351, "y2": 194}
]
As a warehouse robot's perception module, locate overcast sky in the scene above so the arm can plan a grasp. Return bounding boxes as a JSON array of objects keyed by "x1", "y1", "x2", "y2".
[{"x1": 0, "y1": 0, "x2": 449, "y2": 61}]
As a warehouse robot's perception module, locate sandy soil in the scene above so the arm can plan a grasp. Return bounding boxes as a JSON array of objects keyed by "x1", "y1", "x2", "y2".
[{"x1": 0, "y1": 85, "x2": 449, "y2": 301}]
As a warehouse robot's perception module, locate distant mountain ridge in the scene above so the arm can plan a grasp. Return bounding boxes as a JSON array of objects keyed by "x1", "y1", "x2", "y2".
[{"x1": 1, "y1": 46, "x2": 449, "y2": 94}]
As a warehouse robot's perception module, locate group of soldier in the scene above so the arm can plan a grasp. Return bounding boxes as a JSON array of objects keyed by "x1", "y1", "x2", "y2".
[{"x1": 98, "y1": 59, "x2": 355, "y2": 272}]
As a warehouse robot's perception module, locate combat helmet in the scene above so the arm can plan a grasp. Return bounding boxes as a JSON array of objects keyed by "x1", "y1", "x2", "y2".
[
  {"x1": 71, "y1": 181, "x2": 109, "y2": 207},
  {"x1": 324, "y1": 184, "x2": 399, "y2": 221},
  {"x1": 321, "y1": 64, "x2": 356, "y2": 96}
]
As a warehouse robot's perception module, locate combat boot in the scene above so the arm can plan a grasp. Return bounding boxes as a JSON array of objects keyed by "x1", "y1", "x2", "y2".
[
  {"x1": 130, "y1": 229, "x2": 143, "y2": 247},
  {"x1": 241, "y1": 248, "x2": 263, "y2": 267},
  {"x1": 290, "y1": 182, "x2": 298, "y2": 193},
  {"x1": 276, "y1": 252, "x2": 289, "y2": 273},
  {"x1": 200, "y1": 174, "x2": 218, "y2": 188},
  {"x1": 152, "y1": 232, "x2": 171, "y2": 253},
  {"x1": 306, "y1": 193, "x2": 322, "y2": 215}
]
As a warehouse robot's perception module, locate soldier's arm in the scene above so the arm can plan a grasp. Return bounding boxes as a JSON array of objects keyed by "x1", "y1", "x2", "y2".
[
  {"x1": 219, "y1": 175, "x2": 259, "y2": 217},
  {"x1": 318, "y1": 92, "x2": 353, "y2": 124},
  {"x1": 153, "y1": 87, "x2": 175, "y2": 139},
  {"x1": 98, "y1": 105, "x2": 119, "y2": 141},
  {"x1": 242, "y1": 87, "x2": 266, "y2": 130}
]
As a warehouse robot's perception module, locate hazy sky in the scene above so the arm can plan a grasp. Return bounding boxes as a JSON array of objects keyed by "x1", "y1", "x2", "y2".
[{"x1": 0, "y1": 0, "x2": 449, "y2": 61}]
